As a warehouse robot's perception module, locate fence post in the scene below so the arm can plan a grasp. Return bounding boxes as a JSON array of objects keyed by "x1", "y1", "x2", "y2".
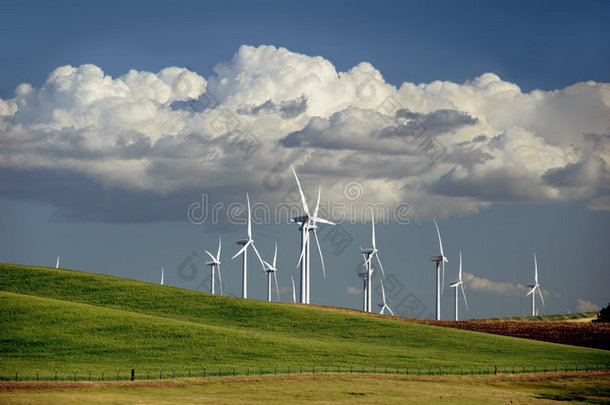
[
  {"x1": 494, "y1": 365, "x2": 498, "y2": 375},
  {"x1": 36, "y1": 370, "x2": 39, "y2": 381},
  {"x1": 338, "y1": 365, "x2": 340, "y2": 374},
  {"x1": 219, "y1": 367, "x2": 222, "y2": 376},
  {"x1": 188, "y1": 368, "x2": 190, "y2": 378},
  {"x1": 260, "y1": 365, "x2": 263, "y2": 375},
  {"x1": 350, "y1": 365, "x2": 353, "y2": 374},
  {"x1": 159, "y1": 369, "x2": 162, "y2": 379},
  {"x1": 233, "y1": 367, "x2": 236, "y2": 376},
  {"x1": 313, "y1": 364, "x2": 315, "y2": 373},
  {"x1": 102, "y1": 371, "x2": 104, "y2": 381},
  {"x1": 147, "y1": 369, "x2": 149, "y2": 380},
  {"x1": 203, "y1": 367, "x2": 206, "y2": 378},
  {"x1": 73, "y1": 370, "x2": 76, "y2": 381},
  {"x1": 247, "y1": 366, "x2": 250, "y2": 376},
  {"x1": 15, "y1": 371, "x2": 18, "y2": 381},
  {"x1": 89, "y1": 370, "x2": 91, "y2": 381},
  {"x1": 117, "y1": 368, "x2": 120, "y2": 380},
  {"x1": 131, "y1": 369, "x2": 135, "y2": 381},
  {"x1": 172, "y1": 368, "x2": 175, "y2": 378},
  {"x1": 275, "y1": 365, "x2": 277, "y2": 375},
  {"x1": 55, "y1": 368, "x2": 58, "y2": 381}
]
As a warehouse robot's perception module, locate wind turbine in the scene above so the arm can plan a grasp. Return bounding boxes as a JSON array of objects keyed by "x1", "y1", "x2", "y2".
[
  {"x1": 160, "y1": 267, "x2": 164, "y2": 285},
  {"x1": 290, "y1": 165, "x2": 335, "y2": 304},
  {"x1": 205, "y1": 237, "x2": 223, "y2": 295},
  {"x1": 358, "y1": 252, "x2": 370, "y2": 311},
  {"x1": 378, "y1": 279, "x2": 394, "y2": 316},
  {"x1": 430, "y1": 218, "x2": 448, "y2": 320},
  {"x1": 526, "y1": 252, "x2": 544, "y2": 316},
  {"x1": 55, "y1": 256, "x2": 60, "y2": 269},
  {"x1": 361, "y1": 211, "x2": 385, "y2": 312},
  {"x1": 449, "y1": 251, "x2": 468, "y2": 321},
  {"x1": 262, "y1": 242, "x2": 280, "y2": 302},
  {"x1": 232, "y1": 193, "x2": 265, "y2": 299}
]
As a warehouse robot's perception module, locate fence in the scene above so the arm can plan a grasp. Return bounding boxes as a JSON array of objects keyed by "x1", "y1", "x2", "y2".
[{"x1": 3, "y1": 362, "x2": 609, "y2": 382}]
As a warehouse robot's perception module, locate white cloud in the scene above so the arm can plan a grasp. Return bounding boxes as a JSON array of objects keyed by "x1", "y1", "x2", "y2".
[
  {"x1": 345, "y1": 286, "x2": 361, "y2": 295},
  {"x1": 462, "y1": 273, "x2": 526, "y2": 296},
  {"x1": 0, "y1": 44, "x2": 609, "y2": 222},
  {"x1": 576, "y1": 298, "x2": 600, "y2": 313}
]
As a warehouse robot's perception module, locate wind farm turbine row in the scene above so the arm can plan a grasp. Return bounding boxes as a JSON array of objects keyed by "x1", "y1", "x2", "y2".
[{"x1": 154, "y1": 165, "x2": 545, "y2": 320}]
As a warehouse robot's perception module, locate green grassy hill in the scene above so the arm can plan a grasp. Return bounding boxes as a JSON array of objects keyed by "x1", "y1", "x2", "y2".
[{"x1": 1, "y1": 263, "x2": 608, "y2": 380}]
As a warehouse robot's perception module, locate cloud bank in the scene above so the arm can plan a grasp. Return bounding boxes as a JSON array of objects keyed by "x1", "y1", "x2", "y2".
[{"x1": 1, "y1": 45, "x2": 609, "y2": 223}]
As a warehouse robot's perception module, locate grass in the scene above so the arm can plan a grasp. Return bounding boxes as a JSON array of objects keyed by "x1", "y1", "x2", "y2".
[
  {"x1": 1, "y1": 372, "x2": 608, "y2": 404},
  {"x1": 1, "y1": 263, "x2": 609, "y2": 380}
]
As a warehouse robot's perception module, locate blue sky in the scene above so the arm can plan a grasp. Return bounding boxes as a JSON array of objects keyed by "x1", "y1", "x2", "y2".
[{"x1": 1, "y1": 0, "x2": 609, "y2": 319}]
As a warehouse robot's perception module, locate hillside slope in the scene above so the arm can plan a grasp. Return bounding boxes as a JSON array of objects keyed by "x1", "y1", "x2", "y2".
[{"x1": 1, "y1": 264, "x2": 608, "y2": 378}]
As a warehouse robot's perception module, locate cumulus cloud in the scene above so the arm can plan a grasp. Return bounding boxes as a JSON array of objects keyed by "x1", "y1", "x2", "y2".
[
  {"x1": 345, "y1": 286, "x2": 361, "y2": 295},
  {"x1": 576, "y1": 298, "x2": 600, "y2": 313},
  {"x1": 463, "y1": 273, "x2": 527, "y2": 296},
  {"x1": 1, "y1": 44, "x2": 609, "y2": 223}
]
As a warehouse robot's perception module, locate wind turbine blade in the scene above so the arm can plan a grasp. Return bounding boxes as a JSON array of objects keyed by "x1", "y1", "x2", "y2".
[
  {"x1": 313, "y1": 186, "x2": 321, "y2": 219},
  {"x1": 297, "y1": 230, "x2": 309, "y2": 268},
  {"x1": 374, "y1": 252, "x2": 385, "y2": 279},
  {"x1": 232, "y1": 241, "x2": 250, "y2": 260},
  {"x1": 205, "y1": 250, "x2": 216, "y2": 261},
  {"x1": 273, "y1": 272, "x2": 280, "y2": 302},
  {"x1": 441, "y1": 260, "x2": 445, "y2": 293},
  {"x1": 291, "y1": 275, "x2": 296, "y2": 303},
  {"x1": 263, "y1": 260, "x2": 272, "y2": 269},
  {"x1": 371, "y1": 211, "x2": 376, "y2": 249},
  {"x1": 56, "y1": 256, "x2": 60, "y2": 269},
  {"x1": 380, "y1": 279, "x2": 387, "y2": 304},
  {"x1": 534, "y1": 252, "x2": 538, "y2": 284},
  {"x1": 459, "y1": 250, "x2": 462, "y2": 281},
  {"x1": 526, "y1": 288, "x2": 535, "y2": 296},
  {"x1": 250, "y1": 242, "x2": 266, "y2": 270},
  {"x1": 161, "y1": 267, "x2": 164, "y2": 285},
  {"x1": 290, "y1": 165, "x2": 310, "y2": 217},
  {"x1": 387, "y1": 306, "x2": 395, "y2": 316},
  {"x1": 217, "y1": 236, "x2": 222, "y2": 259},
  {"x1": 363, "y1": 253, "x2": 373, "y2": 268},
  {"x1": 217, "y1": 264, "x2": 223, "y2": 295},
  {"x1": 246, "y1": 193, "x2": 252, "y2": 239},
  {"x1": 460, "y1": 283, "x2": 468, "y2": 312},
  {"x1": 537, "y1": 286, "x2": 545, "y2": 308},
  {"x1": 313, "y1": 229, "x2": 326, "y2": 278},
  {"x1": 433, "y1": 218, "x2": 445, "y2": 257},
  {"x1": 315, "y1": 218, "x2": 336, "y2": 226},
  {"x1": 273, "y1": 242, "x2": 277, "y2": 268}
]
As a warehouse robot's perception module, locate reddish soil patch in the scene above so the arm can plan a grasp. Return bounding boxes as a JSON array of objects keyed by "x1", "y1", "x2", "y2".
[{"x1": 307, "y1": 304, "x2": 610, "y2": 350}]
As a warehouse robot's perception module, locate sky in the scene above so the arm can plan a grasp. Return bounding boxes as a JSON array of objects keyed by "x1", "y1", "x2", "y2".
[{"x1": 1, "y1": 0, "x2": 609, "y2": 319}]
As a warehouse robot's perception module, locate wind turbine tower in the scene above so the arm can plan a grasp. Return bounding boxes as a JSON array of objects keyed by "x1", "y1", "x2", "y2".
[
  {"x1": 262, "y1": 242, "x2": 280, "y2": 302},
  {"x1": 290, "y1": 165, "x2": 335, "y2": 304},
  {"x1": 360, "y1": 212, "x2": 385, "y2": 312},
  {"x1": 205, "y1": 237, "x2": 222, "y2": 295},
  {"x1": 449, "y1": 251, "x2": 468, "y2": 321},
  {"x1": 232, "y1": 193, "x2": 264, "y2": 299},
  {"x1": 526, "y1": 252, "x2": 544, "y2": 316},
  {"x1": 431, "y1": 219, "x2": 448, "y2": 321}
]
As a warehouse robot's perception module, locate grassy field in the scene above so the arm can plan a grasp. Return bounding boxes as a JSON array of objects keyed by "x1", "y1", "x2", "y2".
[
  {"x1": 1, "y1": 372, "x2": 608, "y2": 404},
  {"x1": 1, "y1": 263, "x2": 609, "y2": 381}
]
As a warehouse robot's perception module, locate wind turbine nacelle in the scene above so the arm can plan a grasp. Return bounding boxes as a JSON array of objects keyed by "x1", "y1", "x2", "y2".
[
  {"x1": 205, "y1": 261, "x2": 217, "y2": 266},
  {"x1": 291, "y1": 215, "x2": 309, "y2": 224},
  {"x1": 430, "y1": 256, "x2": 444, "y2": 262},
  {"x1": 527, "y1": 283, "x2": 536, "y2": 288},
  {"x1": 360, "y1": 248, "x2": 375, "y2": 254},
  {"x1": 236, "y1": 239, "x2": 249, "y2": 245}
]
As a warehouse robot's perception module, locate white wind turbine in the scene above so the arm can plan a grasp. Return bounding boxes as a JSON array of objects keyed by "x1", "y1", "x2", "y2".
[
  {"x1": 361, "y1": 211, "x2": 385, "y2": 312},
  {"x1": 232, "y1": 193, "x2": 265, "y2": 299},
  {"x1": 290, "y1": 165, "x2": 335, "y2": 304},
  {"x1": 262, "y1": 242, "x2": 280, "y2": 302},
  {"x1": 160, "y1": 267, "x2": 164, "y2": 285},
  {"x1": 431, "y1": 218, "x2": 448, "y2": 320},
  {"x1": 526, "y1": 252, "x2": 544, "y2": 316},
  {"x1": 378, "y1": 279, "x2": 394, "y2": 316},
  {"x1": 449, "y1": 251, "x2": 468, "y2": 321},
  {"x1": 55, "y1": 256, "x2": 60, "y2": 269},
  {"x1": 205, "y1": 237, "x2": 223, "y2": 295}
]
